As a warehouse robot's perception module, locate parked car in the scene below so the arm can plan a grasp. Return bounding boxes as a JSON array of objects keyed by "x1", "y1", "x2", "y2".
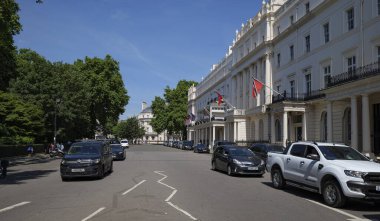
[
  {"x1": 181, "y1": 140, "x2": 194, "y2": 150},
  {"x1": 111, "y1": 144, "x2": 125, "y2": 160},
  {"x1": 168, "y1": 140, "x2": 174, "y2": 147},
  {"x1": 120, "y1": 139, "x2": 129, "y2": 148},
  {"x1": 172, "y1": 141, "x2": 179, "y2": 148},
  {"x1": 178, "y1": 141, "x2": 184, "y2": 149},
  {"x1": 213, "y1": 140, "x2": 237, "y2": 151},
  {"x1": 266, "y1": 141, "x2": 380, "y2": 208},
  {"x1": 193, "y1": 143, "x2": 209, "y2": 153},
  {"x1": 211, "y1": 145, "x2": 265, "y2": 176},
  {"x1": 249, "y1": 143, "x2": 284, "y2": 163},
  {"x1": 60, "y1": 140, "x2": 113, "y2": 181}
]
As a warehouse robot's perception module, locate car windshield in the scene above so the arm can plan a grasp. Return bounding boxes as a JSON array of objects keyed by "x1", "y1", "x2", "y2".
[
  {"x1": 318, "y1": 145, "x2": 369, "y2": 161},
  {"x1": 121, "y1": 140, "x2": 128, "y2": 143},
  {"x1": 228, "y1": 148, "x2": 254, "y2": 156},
  {"x1": 221, "y1": 141, "x2": 236, "y2": 145},
  {"x1": 197, "y1": 144, "x2": 205, "y2": 148},
  {"x1": 111, "y1": 145, "x2": 123, "y2": 152},
  {"x1": 67, "y1": 143, "x2": 101, "y2": 155},
  {"x1": 267, "y1": 145, "x2": 284, "y2": 152}
]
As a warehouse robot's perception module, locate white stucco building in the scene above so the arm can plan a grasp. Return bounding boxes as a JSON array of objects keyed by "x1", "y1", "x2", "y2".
[
  {"x1": 187, "y1": 0, "x2": 380, "y2": 157},
  {"x1": 137, "y1": 102, "x2": 166, "y2": 143}
]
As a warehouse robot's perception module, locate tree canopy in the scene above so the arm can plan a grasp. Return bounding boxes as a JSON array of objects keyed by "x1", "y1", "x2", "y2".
[{"x1": 113, "y1": 117, "x2": 145, "y2": 141}]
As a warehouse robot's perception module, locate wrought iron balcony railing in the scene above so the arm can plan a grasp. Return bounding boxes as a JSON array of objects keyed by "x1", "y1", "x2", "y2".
[{"x1": 272, "y1": 90, "x2": 325, "y2": 104}]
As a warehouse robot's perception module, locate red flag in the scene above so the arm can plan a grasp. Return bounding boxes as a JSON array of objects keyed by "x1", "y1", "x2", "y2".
[
  {"x1": 252, "y1": 79, "x2": 263, "y2": 98},
  {"x1": 215, "y1": 91, "x2": 223, "y2": 106}
]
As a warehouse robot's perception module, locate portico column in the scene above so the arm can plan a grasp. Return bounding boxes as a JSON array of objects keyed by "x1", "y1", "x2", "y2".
[
  {"x1": 271, "y1": 113, "x2": 275, "y2": 143},
  {"x1": 351, "y1": 96, "x2": 358, "y2": 149},
  {"x1": 209, "y1": 126, "x2": 213, "y2": 152},
  {"x1": 283, "y1": 111, "x2": 288, "y2": 147},
  {"x1": 233, "y1": 121, "x2": 237, "y2": 141},
  {"x1": 303, "y1": 111, "x2": 307, "y2": 141},
  {"x1": 327, "y1": 101, "x2": 333, "y2": 142},
  {"x1": 212, "y1": 125, "x2": 216, "y2": 147},
  {"x1": 362, "y1": 94, "x2": 371, "y2": 154}
]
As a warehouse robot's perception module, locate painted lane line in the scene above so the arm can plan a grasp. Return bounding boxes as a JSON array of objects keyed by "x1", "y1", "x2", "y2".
[
  {"x1": 81, "y1": 207, "x2": 105, "y2": 221},
  {"x1": 154, "y1": 171, "x2": 176, "y2": 190},
  {"x1": 0, "y1": 201, "x2": 31, "y2": 214},
  {"x1": 165, "y1": 189, "x2": 177, "y2": 202},
  {"x1": 122, "y1": 180, "x2": 146, "y2": 196},
  {"x1": 305, "y1": 199, "x2": 370, "y2": 221},
  {"x1": 167, "y1": 202, "x2": 198, "y2": 221}
]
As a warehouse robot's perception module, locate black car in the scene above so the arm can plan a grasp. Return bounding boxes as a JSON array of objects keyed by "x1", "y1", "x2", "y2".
[
  {"x1": 248, "y1": 143, "x2": 284, "y2": 163},
  {"x1": 213, "y1": 140, "x2": 237, "y2": 151},
  {"x1": 111, "y1": 144, "x2": 125, "y2": 160},
  {"x1": 193, "y1": 143, "x2": 209, "y2": 153},
  {"x1": 211, "y1": 145, "x2": 265, "y2": 176},
  {"x1": 181, "y1": 140, "x2": 194, "y2": 150},
  {"x1": 60, "y1": 141, "x2": 113, "y2": 181}
]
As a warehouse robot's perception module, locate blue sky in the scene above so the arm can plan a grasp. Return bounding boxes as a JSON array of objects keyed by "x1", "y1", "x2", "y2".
[{"x1": 15, "y1": 0, "x2": 262, "y2": 119}]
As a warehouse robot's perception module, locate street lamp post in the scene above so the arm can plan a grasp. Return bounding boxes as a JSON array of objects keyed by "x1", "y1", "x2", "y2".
[{"x1": 54, "y1": 98, "x2": 61, "y2": 146}]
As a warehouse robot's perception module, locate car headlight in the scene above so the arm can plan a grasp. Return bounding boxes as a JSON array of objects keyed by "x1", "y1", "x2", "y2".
[
  {"x1": 344, "y1": 170, "x2": 367, "y2": 178},
  {"x1": 233, "y1": 159, "x2": 242, "y2": 165},
  {"x1": 119, "y1": 152, "x2": 123, "y2": 154},
  {"x1": 91, "y1": 159, "x2": 101, "y2": 164}
]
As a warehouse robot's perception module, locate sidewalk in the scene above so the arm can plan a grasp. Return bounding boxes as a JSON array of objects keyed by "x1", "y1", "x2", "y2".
[{"x1": 3, "y1": 153, "x2": 53, "y2": 166}]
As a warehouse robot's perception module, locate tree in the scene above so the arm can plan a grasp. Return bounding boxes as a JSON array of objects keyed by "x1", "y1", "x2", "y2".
[
  {"x1": 0, "y1": 0, "x2": 22, "y2": 90},
  {"x1": 0, "y1": 92, "x2": 44, "y2": 144},
  {"x1": 150, "y1": 96, "x2": 167, "y2": 135},
  {"x1": 113, "y1": 117, "x2": 145, "y2": 141}
]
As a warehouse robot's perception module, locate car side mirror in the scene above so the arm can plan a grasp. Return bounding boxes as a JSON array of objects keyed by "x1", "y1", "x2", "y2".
[{"x1": 306, "y1": 154, "x2": 320, "y2": 161}]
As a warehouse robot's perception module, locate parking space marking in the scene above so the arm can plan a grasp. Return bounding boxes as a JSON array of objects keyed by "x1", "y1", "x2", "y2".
[
  {"x1": 0, "y1": 201, "x2": 31, "y2": 214},
  {"x1": 154, "y1": 171, "x2": 198, "y2": 221},
  {"x1": 122, "y1": 180, "x2": 146, "y2": 196},
  {"x1": 81, "y1": 207, "x2": 105, "y2": 221},
  {"x1": 305, "y1": 199, "x2": 371, "y2": 221}
]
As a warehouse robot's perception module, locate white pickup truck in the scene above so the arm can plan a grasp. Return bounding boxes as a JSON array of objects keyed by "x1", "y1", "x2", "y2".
[{"x1": 266, "y1": 141, "x2": 380, "y2": 207}]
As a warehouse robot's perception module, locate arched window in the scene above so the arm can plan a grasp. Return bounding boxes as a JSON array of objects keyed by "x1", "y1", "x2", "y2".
[
  {"x1": 320, "y1": 111, "x2": 327, "y2": 142},
  {"x1": 275, "y1": 119, "x2": 281, "y2": 142},
  {"x1": 259, "y1": 119, "x2": 264, "y2": 140},
  {"x1": 342, "y1": 108, "x2": 351, "y2": 145}
]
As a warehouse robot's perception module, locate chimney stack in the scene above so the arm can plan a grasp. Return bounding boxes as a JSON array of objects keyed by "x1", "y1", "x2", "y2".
[{"x1": 142, "y1": 102, "x2": 147, "y2": 111}]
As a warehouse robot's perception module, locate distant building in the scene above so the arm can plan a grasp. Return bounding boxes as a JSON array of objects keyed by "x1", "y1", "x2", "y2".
[{"x1": 137, "y1": 102, "x2": 166, "y2": 143}]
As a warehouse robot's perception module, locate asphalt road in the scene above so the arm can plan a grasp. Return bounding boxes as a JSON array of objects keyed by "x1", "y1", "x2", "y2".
[{"x1": 0, "y1": 144, "x2": 379, "y2": 221}]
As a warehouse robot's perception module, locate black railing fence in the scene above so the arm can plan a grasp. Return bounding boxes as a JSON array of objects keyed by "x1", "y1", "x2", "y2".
[{"x1": 272, "y1": 90, "x2": 325, "y2": 104}]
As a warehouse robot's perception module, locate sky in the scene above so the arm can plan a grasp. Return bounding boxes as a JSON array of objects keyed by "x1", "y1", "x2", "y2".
[{"x1": 15, "y1": 0, "x2": 262, "y2": 119}]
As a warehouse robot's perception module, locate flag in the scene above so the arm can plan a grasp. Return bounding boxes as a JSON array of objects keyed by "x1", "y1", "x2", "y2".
[
  {"x1": 215, "y1": 91, "x2": 223, "y2": 106},
  {"x1": 252, "y1": 78, "x2": 264, "y2": 98}
]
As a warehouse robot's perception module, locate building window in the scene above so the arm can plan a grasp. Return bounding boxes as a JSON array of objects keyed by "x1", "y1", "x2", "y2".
[
  {"x1": 262, "y1": 35, "x2": 265, "y2": 42},
  {"x1": 347, "y1": 56, "x2": 356, "y2": 72},
  {"x1": 347, "y1": 8, "x2": 354, "y2": 31},
  {"x1": 290, "y1": 80, "x2": 295, "y2": 98},
  {"x1": 378, "y1": 0, "x2": 380, "y2": 16},
  {"x1": 323, "y1": 65, "x2": 331, "y2": 88},
  {"x1": 323, "y1": 23, "x2": 329, "y2": 43},
  {"x1": 305, "y1": 35, "x2": 310, "y2": 53},
  {"x1": 290, "y1": 45, "x2": 294, "y2": 61},
  {"x1": 305, "y1": 2, "x2": 310, "y2": 14},
  {"x1": 377, "y1": 46, "x2": 380, "y2": 63},
  {"x1": 320, "y1": 112, "x2": 327, "y2": 142},
  {"x1": 275, "y1": 119, "x2": 281, "y2": 142},
  {"x1": 277, "y1": 26, "x2": 280, "y2": 35},
  {"x1": 254, "y1": 42, "x2": 257, "y2": 48},
  {"x1": 290, "y1": 15, "x2": 294, "y2": 25},
  {"x1": 305, "y1": 73, "x2": 311, "y2": 95},
  {"x1": 277, "y1": 53, "x2": 281, "y2": 67}
]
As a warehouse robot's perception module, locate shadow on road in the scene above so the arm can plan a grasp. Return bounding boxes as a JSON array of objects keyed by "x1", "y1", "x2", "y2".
[{"x1": 0, "y1": 169, "x2": 57, "y2": 185}]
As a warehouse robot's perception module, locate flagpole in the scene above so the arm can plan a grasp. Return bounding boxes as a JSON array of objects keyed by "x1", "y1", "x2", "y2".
[{"x1": 252, "y1": 77, "x2": 283, "y2": 97}]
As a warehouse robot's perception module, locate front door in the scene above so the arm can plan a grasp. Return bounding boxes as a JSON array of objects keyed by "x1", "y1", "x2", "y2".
[
  {"x1": 295, "y1": 127, "x2": 302, "y2": 141},
  {"x1": 374, "y1": 103, "x2": 380, "y2": 155}
]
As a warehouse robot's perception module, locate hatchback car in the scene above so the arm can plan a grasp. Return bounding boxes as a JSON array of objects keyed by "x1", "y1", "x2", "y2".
[
  {"x1": 120, "y1": 139, "x2": 129, "y2": 148},
  {"x1": 249, "y1": 143, "x2": 284, "y2": 164},
  {"x1": 111, "y1": 144, "x2": 125, "y2": 160},
  {"x1": 211, "y1": 145, "x2": 265, "y2": 176},
  {"x1": 60, "y1": 141, "x2": 113, "y2": 181},
  {"x1": 193, "y1": 143, "x2": 209, "y2": 153}
]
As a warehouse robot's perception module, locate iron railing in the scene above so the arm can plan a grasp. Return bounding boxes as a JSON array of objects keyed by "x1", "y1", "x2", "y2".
[{"x1": 272, "y1": 90, "x2": 325, "y2": 104}]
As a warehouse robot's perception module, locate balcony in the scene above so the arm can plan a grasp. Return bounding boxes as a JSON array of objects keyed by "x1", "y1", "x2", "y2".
[
  {"x1": 272, "y1": 90, "x2": 325, "y2": 104},
  {"x1": 327, "y1": 61, "x2": 380, "y2": 88}
]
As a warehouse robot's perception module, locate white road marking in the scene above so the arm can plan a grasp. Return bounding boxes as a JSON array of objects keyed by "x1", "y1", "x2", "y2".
[
  {"x1": 0, "y1": 201, "x2": 31, "y2": 214},
  {"x1": 167, "y1": 202, "x2": 198, "y2": 221},
  {"x1": 81, "y1": 207, "x2": 105, "y2": 221},
  {"x1": 305, "y1": 199, "x2": 370, "y2": 221},
  {"x1": 154, "y1": 171, "x2": 198, "y2": 221},
  {"x1": 122, "y1": 180, "x2": 146, "y2": 196}
]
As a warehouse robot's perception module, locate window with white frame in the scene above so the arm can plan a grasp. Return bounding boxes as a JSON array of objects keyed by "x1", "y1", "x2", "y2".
[
  {"x1": 305, "y1": 35, "x2": 310, "y2": 53},
  {"x1": 347, "y1": 8, "x2": 354, "y2": 31},
  {"x1": 347, "y1": 55, "x2": 356, "y2": 72},
  {"x1": 305, "y1": 2, "x2": 310, "y2": 14},
  {"x1": 290, "y1": 80, "x2": 295, "y2": 98},
  {"x1": 305, "y1": 71, "x2": 312, "y2": 95},
  {"x1": 323, "y1": 23, "x2": 329, "y2": 43},
  {"x1": 277, "y1": 53, "x2": 281, "y2": 67},
  {"x1": 290, "y1": 45, "x2": 294, "y2": 61},
  {"x1": 323, "y1": 65, "x2": 331, "y2": 88}
]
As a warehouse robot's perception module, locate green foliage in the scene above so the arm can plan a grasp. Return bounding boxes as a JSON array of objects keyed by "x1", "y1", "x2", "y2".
[
  {"x1": 0, "y1": 92, "x2": 44, "y2": 144},
  {"x1": 151, "y1": 80, "x2": 197, "y2": 139},
  {"x1": 113, "y1": 117, "x2": 145, "y2": 141},
  {"x1": 0, "y1": 0, "x2": 22, "y2": 89}
]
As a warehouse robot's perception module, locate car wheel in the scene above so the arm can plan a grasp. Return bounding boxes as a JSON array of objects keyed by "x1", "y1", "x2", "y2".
[
  {"x1": 98, "y1": 165, "x2": 104, "y2": 179},
  {"x1": 211, "y1": 161, "x2": 216, "y2": 170},
  {"x1": 227, "y1": 165, "x2": 233, "y2": 176},
  {"x1": 61, "y1": 176, "x2": 69, "y2": 182},
  {"x1": 322, "y1": 180, "x2": 347, "y2": 208},
  {"x1": 271, "y1": 168, "x2": 285, "y2": 189}
]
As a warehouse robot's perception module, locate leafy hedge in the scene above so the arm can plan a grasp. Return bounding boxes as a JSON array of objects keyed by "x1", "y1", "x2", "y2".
[{"x1": 0, "y1": 144, "x2": 45, "y2": 158}]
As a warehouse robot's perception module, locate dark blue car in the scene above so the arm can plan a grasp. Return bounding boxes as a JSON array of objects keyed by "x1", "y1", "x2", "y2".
[{"x1": 193, "y1": 143, "x2": 209, "y2": 153}]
